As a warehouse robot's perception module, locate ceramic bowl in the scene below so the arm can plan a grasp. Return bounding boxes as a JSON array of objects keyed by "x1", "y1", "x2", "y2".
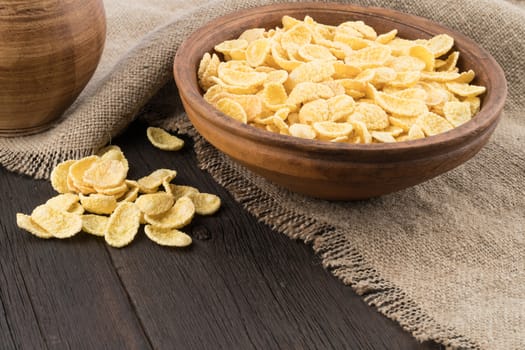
[{"x1": 173, "y1": 2, "x2": 506, "y2": 200}]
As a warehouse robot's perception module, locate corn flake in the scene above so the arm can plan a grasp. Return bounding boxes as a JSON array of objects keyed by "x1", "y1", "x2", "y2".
[
  {"x1": 31, "y1": 204, "x2": 82, "y2": 239},
  {"x1": 144, "y1": 225, "x2": 192, "y2": 248},
  {"x1": 105, "y1": 202, "x2": 141, "y2": 248},
  {"x1": 146, "y1": 127, "x2": 185, "y2": 151}
]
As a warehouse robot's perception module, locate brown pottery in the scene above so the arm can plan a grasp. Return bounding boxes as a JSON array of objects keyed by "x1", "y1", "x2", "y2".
[
  {"x1": 173, "y1": 2, "x2": 507, "y2": 200},
  {"x1": 0, "y1": 0, "x2": 106, "y2": 136}
]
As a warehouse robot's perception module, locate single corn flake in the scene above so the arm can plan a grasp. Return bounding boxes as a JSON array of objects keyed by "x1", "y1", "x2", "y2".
[
  {"x1": 289, "y1": 123, "x2": 316, "y2": 139},
  {"x1": 146, "y1": 127, "x2": 184, "y2": 151},
  {"x1": 407, "y1": 123, "x2": 426, "y2": 140},
  {"x1": 445, "y1": 82, "x2": 486, "y2": 97},
  {"x1": 168, "y1": 184, "x2": 200, "y2": 201},
  {"x1": 426, "y1": 34, "x2": 454, "y2": 57},
  {"x1": 443, "y1": 101, "x2": 472, "y2": 127},
  {"x1": 46, "y1": 193, "x2": 80, "y2": 213},
  {"x1": 287, "y1": 82, "x2": 334, "y2": 106},
  {"x1": 417, "y1": 112, "x2": 455, "y2": 136},
  {"x1": 31, "y1": 204, "x2": 82, "y2": 239},
  {"x1": 16, "y1": 213, "x2": 53, "y2": 239},
  {"x1": 68, "y1": 155, "x2": 99, "y2": 194},
  {"x1": 312, "y1": 121, "x2": 353, "y2": 139},
  {"x1": 105, "y1": 202, "x2": 141, "y2": 248},
  {"x1": 81, "y1": 214, "x2": 109, "y2": 237},
  {"x1": 246, "y1": 38, "x2": 271, "y2": 67},
  {"x1": 371, "y1": 131, "x2": 397, "y2": 143},
  {"x1": 79, "y1": 193, "x2": 118, "y2": 215},
  {"x1": 144, "y1": 196, "x2": 195, "y2": 230},
  {"x1": 189, "y1": 193, "x2": 222, "y2": 216},
  {"x1": 350, "y1": 120, "x2": 372, "y2": 144},
  {"x1": 97, "y1": 145, "x2": 129, "y2": 172},
  {"x1": 375, "y1": 91, "x2": 428, "y2": 117},
  {"x1": 144, "y1": 225, "x2": 192, "y2": 248},
  {"x1": 50, "y1": 159, "x2": 76, "y2": 194},
  {"x1": 83, "y1": 158, "x2": 127, "y2": 189},
  {"x1": 215, "y1": 97, "x2": 248, "y2": 124},
  {"x1": 299, "y1": 99, "x2": 329, "y2": 124},
  {"x1": 137, "y1": 169, "x2": 177, "y2": 193},
  {"x1": 352, "y1": 102, "x2": 390, "y2": 130},
  {"x1": 135, "y1": 192, "x2": 175, "y2": 216}
]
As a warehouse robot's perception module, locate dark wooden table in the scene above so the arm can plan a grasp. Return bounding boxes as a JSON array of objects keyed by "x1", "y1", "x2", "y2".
[{"x1": 0, "y1": 120, "x2": 442, "y2": 349}]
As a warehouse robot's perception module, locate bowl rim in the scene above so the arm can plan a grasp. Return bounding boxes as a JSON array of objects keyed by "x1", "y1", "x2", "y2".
[{"x1": 174, "y1": 2, "x2": 507, "y2": 159}]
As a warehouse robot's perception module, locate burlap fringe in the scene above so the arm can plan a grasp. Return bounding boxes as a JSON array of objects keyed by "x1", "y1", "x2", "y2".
[{"x1": 163, "y1": 115, "x2": 481, "y2": 350}]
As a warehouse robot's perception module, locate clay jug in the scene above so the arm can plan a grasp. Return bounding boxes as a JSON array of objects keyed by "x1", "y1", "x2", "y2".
[{"x1": 0, "y1": 0, "x2": 106, "y2": 136}]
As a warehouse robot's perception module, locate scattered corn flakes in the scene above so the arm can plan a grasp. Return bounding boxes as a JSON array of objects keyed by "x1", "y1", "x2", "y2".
[{"x1": 16, "y1": 145, "x2": 221, "y2": 249}]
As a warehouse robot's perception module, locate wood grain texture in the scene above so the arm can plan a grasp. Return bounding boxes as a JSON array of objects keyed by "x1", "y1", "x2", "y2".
[
  {"x1": 0, "y1": 120, "x2": 443, "y2": 349},
  {"x1": 0, "y1": 0, "x2": 106, "y2": 136},
  {"x1": 174, "y1": 2, "x2": 507, "y2": 200},
  {"x1": 0, "y1": 167, "x2": 151, "y2": 349}
]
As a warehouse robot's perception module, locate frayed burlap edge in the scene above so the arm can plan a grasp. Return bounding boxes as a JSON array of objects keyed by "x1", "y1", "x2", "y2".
[{"x1": 159, "y1": 115, "x2": 480, "y2": 350}]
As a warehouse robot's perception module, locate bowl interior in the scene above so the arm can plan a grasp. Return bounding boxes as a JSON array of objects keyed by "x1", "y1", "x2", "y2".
[{"x1": 174, "y1": 2, "x2": 506, "y2": 158}]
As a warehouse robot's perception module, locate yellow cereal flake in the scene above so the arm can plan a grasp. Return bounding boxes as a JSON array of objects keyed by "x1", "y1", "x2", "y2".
[
  {"x1": 426, "y1": 34, "x2": 454, "y2": 57},
  {"x1": 215, "y1": 97, "x2": 248, "y2": 123},
  {"x1": 146, "y1": 127, "x2": 185, "y2": 151},
  {"x1": 371, "y1": 131, "x2": 397, "y2": 143},
  {"x1": 16, "y1": 213, "x2": 53, "y2": 239},
  {"x1": 312, "y1": 121, "x2": 353, "y2": 139},
  {"x1": 144, "y1": 196, "x2": 195, "y2": 230},
  {"x1": 138, "y1": 169, "x2": 177, "y2": 193},
  {"x1": 443, "y1": 101, "x2": 472, "y2": 127},
  {"x1": 417, "y1": 112, "x2": 455, "y2": 136},
  {"x1": 83, "y1": 158, "x2": 127, "y2": 189},
  {"x1": 50, "y1": 159, "x2": 76, "y2": 194},
  {"x1": 169, "y1": 184, "x2": 200, "y2": 201},
  {"x1": 144, "y1": 225, "x2": 192, "y2": 248},
  {"x1": 446, "y1": 82, "x2": 486, "y2": 97},
  {"x1": 327, "y1": 94, "x2": 355, "y2": 122},
  {"x1": 31, "y1": 204, "x2": 82, "y2": 239},
  {"x1": 135, "y1": 192, "x2": 174, "y2": 216},
  {"x1": 407, "y1": 123, "x2": 426, "y2": 140},
  {"x1": 79, "y1": 193, "x2": 118, "y2": 215},
  {"x1": 352, "y1": 102, "x2": 390, "y2": 130},
  {"x1": 97, "y1": 145, "x2": 129, "y2": 172},
  {"x1": 246, "y1": 38, "x2": 272, "y2": 67},
  {"x1": 81, "y1": 214, "x2": 108, "y2": 237},
  {"x1": 105, "y1": 202, "x2": 141, "y2": 248},
  {"x1": 289, "y1": 123, "x2": 316, "y2": 139},
  {"x1": 409, "y1": 45, "x2": 435, "y2": 71},
  {"x1": 68, "y1": 155, "x2": 99, "y2": 194},
  {"x1": 46, "y1": 193, "x2": 80, "y2": 213},
  {"x1": 350, "y1": 120, "x2": 372, "y2": 144},
  {"x1": 286, "y1": 60, "x2": 335, "y2": 89},
  {"x1": 375, "y1": 91, "x2": 428, "y2": 117},
  {"x1": 299, "y1": 99, "x2": 329, "y2": 124},
  {"x1": 190, "y1": 193, "x2": 222, "y2": 216},
  {"x1": 287, "y1": 82, "x2": 334, "y2": 105}
]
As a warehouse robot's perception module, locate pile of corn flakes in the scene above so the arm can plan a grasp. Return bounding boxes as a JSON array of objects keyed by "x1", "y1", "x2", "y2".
[
  {"x1": 17, "y1": 128, "x2": 220, "y2": 248},
  {"x1": 198, "y1": 15, "x2": 485, "y2": 143}
]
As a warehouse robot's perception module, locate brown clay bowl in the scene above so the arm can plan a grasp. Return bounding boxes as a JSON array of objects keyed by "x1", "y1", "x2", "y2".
[
  {"x1": 0, "y1": 0, "x2": 106, "y2": 136},
  {"x1": 173, "y1": 2, "x2": 507, "y2": 200}
]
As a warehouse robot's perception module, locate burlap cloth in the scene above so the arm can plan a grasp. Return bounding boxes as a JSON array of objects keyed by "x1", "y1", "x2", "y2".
[{"x1": 1, "y1": 0, "x2": 524, "y2": 348}]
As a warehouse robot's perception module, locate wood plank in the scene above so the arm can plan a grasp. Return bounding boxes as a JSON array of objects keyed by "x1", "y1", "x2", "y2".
[
  {"x1": 108, "y1": 121, "x2": 442, "y2": 349},
  {"x1": 0, "y1": 170, "x2": 151, "y2": 349}
]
